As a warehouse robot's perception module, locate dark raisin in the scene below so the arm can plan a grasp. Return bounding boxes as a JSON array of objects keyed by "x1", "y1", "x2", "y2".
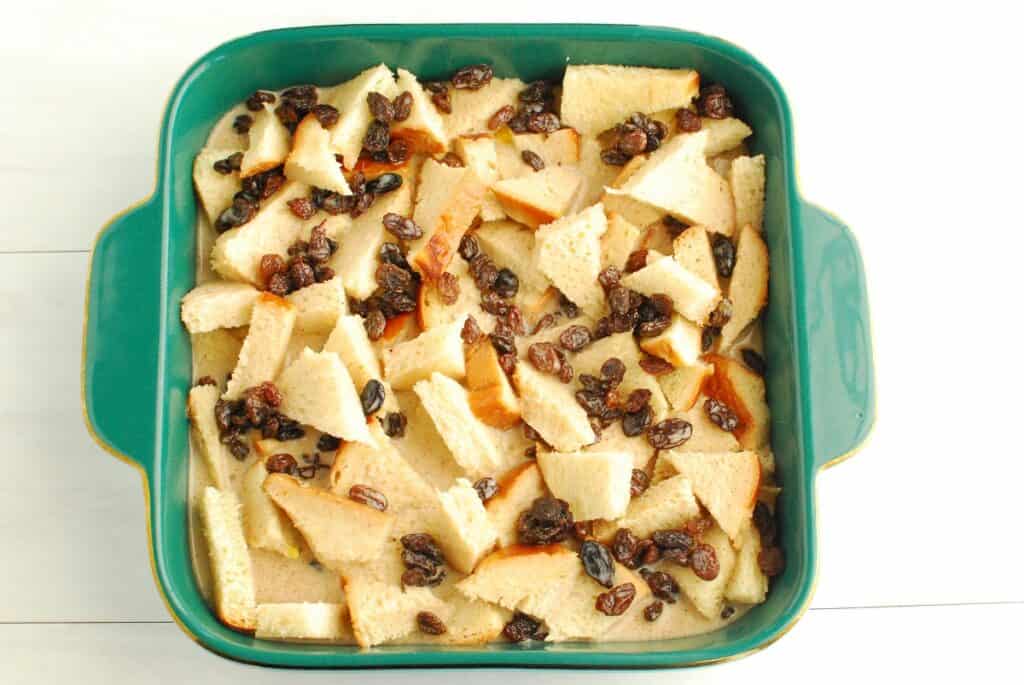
[
  {"x1": 257, "y1": 382, "x2": 282, "y2": 407},
  {"x1": 646, "y1": 418, "x2": 693, "y2": 449},
  {"x1": 379, "y1": 241, "x2": 411, "y2": 269},
  {"x1": 265, "y1": 453, "x2": 297, "y2": 474},
  {"x1": 676, "y1": 108, "x2": 702, "y2": 132},
  {"x1": 376, "y1": 262, "x2": 414, "y2": 293},
  {"x1": 579, "y1": 540, "x2": 615, "y2": 588},
  {"x1": 636, "y1": 317, "x2": 671, "y2": 338},
  {"x1": 622, "y1": 389, "x2": 652, "y2": 413},
  {"x1": 212, "y1": 152, "x2": 243, "y2": 174},
  {"x1": 753, "y1": 501, "x2": 777, "y2": 545},
  {"x1": 519, "y1": 80, "x2": 552, "y2": 103},
  {"x1": 622, "y1": 406, "x2": 652, "y2": 437},
  {"x1": 527, "y1": 112, "x2": 560, "y2": 133},
  {"x1": 381, "y1": 212, "x2": 423, "y2": 241},
  {"x1": 637, "y1": 539, "x2": 661, "y2": 565},
  {"x1": 528, "y1": 342, "x2": 562, "y2": 376},
  {"x1": 365, "y1": 91, "x2": 395, "y2": 123},
  {"x1": 365, "y1": 172, "x2": 403, "y2": 194},
  {"x1": 639, "y1": 356, "x2": 674, "y2": 375},
  {"x1": 307, "y1": 224, "x2": 332, "y2": 263},
  {"x1": 612, "y1": 528, "x2": 640, "y2": 567},
  {"x1": 226, "y1": 435, "x2": 249, "y2": 460},
  {"x1": 387, "y1": 138, "x2": 411, "y2": 164},
  {"x1": 690, "y1": 543, "x2": 721, "y2": 581},
  {"x1": 705, "y1": 398, "x2": 740, "y2": 432},
  {"x1": 416, "y1": 611, "x2": 447, "y2": 635},
  {"x1": 377, "y1": 411, "x2": 406, "y2": 439},
  {"x1": 630, "y1": 469, "x2": 650, "y2": 497},
  {"x1": 348, "y1": 484, "x2": 387, "y2": 511},
  {"x1": 402, "y1": 566, "x2": 445, "y2": 588},
  {"x1": 652, "y1": 530, "x2": 695, "y2": 552},
  {"x1": 274, "y1": 101, "x2": 300, "y2": 130},
  {"x1": 521, "y1": 149, "x2": 545, "y2": 171},
  {"x1": 488, "y1": 105, "x2": 515, "y2": 130},
  {"x1": 473, "y1": 477, "x2": 499, "y2": 502},
  {"x1": 504, "y1": 306, "x2": 526, "y2": 336},
  {"x1": 458, "y1": 315, "x2": 484, "y2": 345},
  {"x1": 617, "y1": 127, "x2": 648, "y2": 156},
  {"x1": 624, "y1": 249, "x2": 648, "y2": 273},
  {"x1": 608, "y1": 287, "x2": 633, "y2": 315},
  {"x1": 245, "y1": 90, "x2": 276, "y2": 111},
  {"x1": 308, "y1": 103, "x2": 338, "y2": 128},
  {"x1": 558, "y1": 325, "x2": 592, "y2": 352},
  {"x1": 215, "y1": 193, "x2": 258, "y2": 232},
  {"x1": 314, "y1": 434, "x2": 340, "y2": 452},
  {"x1": 517, "y1": 497, "x2": 573, "y2": 546},
  {"x1": 358, "y1": 379, "x2": 385, "y2": 416},
  {"x1": 233, "y1": 114, "x2": 253, "y2": 134},
  {"x1": 759, "y1": 546, "x2": 786, "y2": 577},
  {"x1": 451, "y1": 63, "x2": 493, "y2": 90},
  {"x1": 503, "y1": 612, "x2": 547, "y2": 642},
  {"x1": 498, "y1": 353, "x2": 517, "y2": 376},
  {"x1": 275, "y1": 417, "x2": 305, "y2": 441},
  {"x1": 640, "y1": 569, "x2": 679, "y2": 603},
  {"x1": 663, "y1": 215, "x2": 689, "y2": 237},
  {"x1": 711, "y1": 234, "x2": 736, "y2": 278},
  {"x1": 428, "y1": 85, "x2": 452, "y2": 113},
  {"x1": 596, "y1": 583, "x2": 636, "y2": 616},
  {"x1": 684, "y1": 516, "x2": 715, "y2": 538},
  {"x1": 643, "y1": 601, "x2": 664, "y2": 622},
  {"x1": 458, "y1": 233, "x2": 480, "y2": 262},
  {"x1": 259, "y1": 254, "x2": 287, "y2": 285},
  {"x1": 597, "y1": 266, "x2": 621, "y2": 292},
  {"x1": 721, "y1": 605, "x2": 736, "y2": 620},
  {"x1": 401, "y1": 533, "x2": 445, "y2": 562},
  {"x1": 493, "y1": 268, "x2": 519, "y2": 298},
  {"x1": 364, "y1": 310, "x2": 386, "y2": 340},
  {"x1": 287, "y1": 260, "x2": 314, "y2": 290},
  {"x1": 435, "y1": 272, "x2": 460, "y2": 305},
  {"x1": 697, "y1": 84, "x2": 734, "y2": 119},
  {"x1": 601, "y1": 149, "x2": 631, "y2": 166},
  {"x1": 600, "y1": 358, "x2": 626, "y2": 387},
  {"x1": 742, "y1": 348, "x2": 767, "y2": 376},
  {"x1": 661, "y1": 548, "x2": 690, "y2": 567},
  {"x1": 392, "y1": 91, "x2": 413, "y2": 121},
  {"x1": 559, "y1": 293, "x2": 580, "y2": 318},
  {"x1": 362, "y1": 120, "x2": 390, "y2": 152},
  {"x1": 195, "y1": 376, "x2": 216, "y2": 387},
  {"x1": 490, "y1": 332, "x2": 516, "y2": 356},
  {"x1": 286, "y1": 196, "x2": 317, "y2": 220}
]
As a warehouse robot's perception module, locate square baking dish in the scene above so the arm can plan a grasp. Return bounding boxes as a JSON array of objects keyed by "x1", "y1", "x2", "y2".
[{"x1": 82, "y1": 23, "x2": 875, "y2": 668}]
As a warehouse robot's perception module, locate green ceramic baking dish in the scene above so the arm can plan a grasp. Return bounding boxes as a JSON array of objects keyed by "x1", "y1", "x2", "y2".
[{"x1": 82, "y1": 23, "x2": 875, "y2": 668}]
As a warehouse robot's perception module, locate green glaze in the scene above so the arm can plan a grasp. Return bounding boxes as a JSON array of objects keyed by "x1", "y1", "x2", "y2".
[{"x1": 83, "y1": 24, "x2": 875, "y2": 668}]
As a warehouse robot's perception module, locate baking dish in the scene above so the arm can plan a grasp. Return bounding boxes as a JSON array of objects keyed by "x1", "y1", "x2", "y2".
[{"x1": 82, "y1": 23, "x2": 875, "y2": 668}]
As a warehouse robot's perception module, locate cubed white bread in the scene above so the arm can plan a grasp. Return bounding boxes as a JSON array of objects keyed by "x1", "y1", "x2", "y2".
[
  {"x1": 409, "y1": 159, "x2": 485, "y2": 280},
  {"x1": 542, "y1": 562, "x2": 650, "y2": 642},
  {"x1": 498, "y1": 129, "x2": 582, "y2": 179},
  {"x1": 492, "y1": 165, "x2": 583, "y2": 229},
  {"x1": 416, "y1": 255, "x2": 495, "y2": 333},
  {"x1": 193, "y1": 147, "x2": 243, "y2": 225},
  {"x1": 658, "y1": 361, "x2": 714, "y2": 412},
  {"x1": 191, "y1": 328, "x2": 243, "y2": 390},
  {"x1": 181, "y1": 281, "x2": 261, "y2": 334},
  {"x1": 326, "y1": 64, "x2": 397, "y2": 169},
  {"x1": 222, "y1": 294, "x2": 296, "y2": 400},
  {"x1": 600, "y1": 213, "x2": 644, "y2": 270},
  {"x1": 576, "y1": 136, "x2": 621, "y2": 209},
  {"x1": 413, "y1": 372, "x2": 504, "y2": 479},
  {"x1": 474, "y1": 220, "x2": 551, "y2": 297},
  {"x1": 638, "y1": 315, "x2": 702, "y2": 368},
  {"x1": 322, "y1": 316, "x2": 397, "y2": 414},
  {"x1": 327, "y1": 174, "x2": 413, "y2": 300},
  {"x1": 533, "y1": 203, "x2": 607, "y2": 318},
  {"x1": 383, "y1": 316, "x2": 467, "y2": 390},
  {"x1": 621, "y1": 255, "x2": 721, "y2": 325},
  {"x1": 391, "y1": 68, "x2": 448, "y2": 155},
  {"x1": 281, "y1": 330, "x2": 330, "y2": 371},
  {"x1": 275, "y1": 347, "x2": 373, "y2": 444},
  {"x1": 570, "y1": 332, "x2": 670, "y2": 420},
  {"x1": 465, "y1": 340, "x2": 521, "y2": 429},
  {"x1": 730, "y1": 155, "x2": 766, "y2": 233},
  {"x1": 660, "y1": 450, "x2": 760, "y2": 542},
  {"x1": 421, "y1": 592, "x2": 507, "y2": 645},
  {"x1": 453, "y1": 135, "x2": 505, "y2": 221},
  {"x1": 668, "y1": 525, "x2": 737, "y2": 619},
  {"x1": 584, "y1": 419, "x2": 655, "y2": 470},
  {"x1": 599, "y1": 154, "x2": 665, "y2": 228},
  {"x1": 342, "y1": 576, "x2": 450, "y2": 647},
  {"x1": 254, "y1": 602, "x2": 353, "y2": 642},
  {"x1": 536, "y1": 450, "x2": 633, "y2": 521},
  {"x1": 434, "y1": 478, "x2": 499, "y2": 574},
  {"x1": 704, "y1": 354, "x2": 770, "y2": 450},
  {"x1": 284, "y1": 114, "x2": 351, "y2": 194},
  {"x1": 285, "y1": 276, "x2": 348, "y2": 333},
  {"x1": 725, "y1": 521, "x2": 768, "y2": 604},
  {"x1": 606, "y1": 131, "x2": 736, "y2": 236},
  {"x1": 596, "y1": 474, "x2": 701, "y2": 541},
  {"x1": 240, "y1": 106, "x2": 291, "y2": 177},
  {"x1": 673, "y1": 225, "x2": 720, "y2": 288},
  {"x1": 485, "y1": 463, "x2": 546, "y2": 548},
  {"x1": 263, "y1": 473, "x2": 393, "y2": 567},
  {"x1": 199, "y1": 486, "x2": 256, "y2": 631},
  {"x1": 187, "y1": 385, "x2": 232, "y2": 490},
  {"x1": 719, "y1": 226, "x2": 769, "y2": 350},
  {"x1": 513, "y1": 362, "x2": 596, "y2": 452},
  {"x1": 442, "y1": 77, "x2": 525, "y2": 139},
  {"x1": 240, "y1": 458, "x2": 302, "y2": 559},
  {"x1": 210, "y1": 181, "x2": 317, "y2": 284},
  {"x1": 698, "y1": 117, "x2": 753, "y2": 157},
  {"x1": 393, "y1": 390, "x2": 465, "y2": 491},
  {"x1": 560, "y1": 65, "x2": 700, "y2": 135}
]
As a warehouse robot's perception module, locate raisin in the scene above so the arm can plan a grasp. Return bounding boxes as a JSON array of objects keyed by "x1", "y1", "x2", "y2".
[
  {"x1": 685, "y1": 543, "x2": 719, "y2": 581},
  {"x1": 275, "y1": 418, "x2": 305, "y2": 441},
  {"x1": 527, "y1": 112, "x2": 560, "y2": 133},
  {"x1": 617, "y1": 127, "x2": 648, "y2": 156},
  {"x1": 311, "y1": 434, "x2": 339, "y2": 452},
  {"x1": 721, "y1": 605, "x2": 736, "y2": 620},
  {"x1": 379, "y1": 241, "x2": 411, "y2": 269},
  {"x1": 630, "y1": 469, "x2": 650, "y2": 497},
  {"x1": 402, "y1": 566, "x2": 445, "y2": 587},
  {"x1": 366, "y1": 172, "x2": 403, "y2": 195},
  {"x1": 473, "y1": 477, "x2": 499, "y2": 502},
  {"x1": 624, "y1": 249, "x2": 648, "y2": 273},
  {"x1": 362, "y1": 120, "x2": 390, "y2": 153},
  {"x1": 308, "y1": 103, "x2": 338, "y2": 128},
  {"x1": 194, "y1": 376, "x2": 216, "y2": 387},
  {"x1": 597, "y1": 266, "x2": 621, "y2": 292},
  {"x1": 753, "y1": 501, "x2": 778, "y2": 545},
  {"x1": 636, "y1": 317, "x2": 671, "y2": 338},
  {"x1": 403, "y1": 548, "x2": 441, "y2": 573},
  {"x1": 498, "y1": 353, "x2": 517, "y2": 376},
  {"x1": 742, "y1": 348, "x2": 767, "y2": 376},
  {"x1": 215, "y1": 194, "x2": 258, "y2": 232},
  {"x1": 503, "y1": 306, "x2": 526, "y2": 335},
  {"x1": 492, "y1": 268, "x2": 519, "y2": 298},
  {"x1": 697, "y1": 84, "x2": 734, "y2": 119},
  {"x1": 289, "y1": 260, "x2": 315, "y2": 290},
  {"x1": 425, "y1": 83, "x2": 452, "y2": 113},
  {"x1": 528, "y1": 342, "x2": 562, "y2": 376},
  {"x1": 360, "y1": 380, "x2": 385, "y2": 416},
  {"x1": 759, "y1": 546, "x2": 786, "y2": 576},
  {"x1": 488, "y1": 105, "x2": 515, "y2": 130},
  {"x1": 503, "y1": 612, "x2": 547, "y2": 642},
  {"x1": 440, "y1": 152, "x2": 464, "y2": 167},
  {"x1": 376, "y1": 262, "x2": 414, "y2": 293},
  {"x1": 245, "y1": 90, "x2": 276, "y2": 111},
  {"x1": 640, "y1": 569, "x2": 679, "y2": 603},
  {"x1": 596, "y1": 583, "x2": 636, "y2": 616},
  {"x1": 643, "y1": 601, "x2": 664, "y2": 622},
  {"x1": 285, "y1": 196, "x2": 316, "y2": 220},
  {"x1": 265, "y1": 453, "x2": 297, "y2": 474},
  {"x1": 612, "y1": 528, "x2": 640, "y2": 567},
  {"x1": 452, "y1": 64, "x2": 493, "y2": 90},
  {"x1": 457, "y1": 316, "x2": 483, "y2": 346},
  {"x1": 490, "y1": 332, "x2": 516, "y2": 356},
  {"x1": 257, "y1": 381, "x2": 283, "y2": 407},
  {"x1": 623, "y1": 389, "x2": 652, "y2": 413},
  {"x1": 608, "y1": 287, "x2": 633, "y2": 315},
  {"x1": 711, "y1": 234, "x2": 736, "y2": 278},
  {"x1": 705, "y1": 398, "x2": 740, "y2": 431},
  {"x1": 365, "y1": 91, "x2": 395, "y2": 123},
  {"x1": 661, "y1": 548, "x2": 689, "y2": 567},
  {"x1": 636, "y1": 539, "x2": 661, "y2": 565},
  {"x1": 652, "y1": 530, "x2": 695, "y2": 552},
  {"x1": 558, "y1": 325, "x2": 592, "y2": 352},
  {"x1": 559, "y1": 293, "x2": 580, "y2": 318},
  {"x1": 639, "y1": 356, "x2": 674, "y2": 375},
  {"x1": 392, "y1": 91, "x2": 413, "y2": 121},
  {"x1": 434, "y1": 272, "x2": 459, "y2": 305},
  {"x1": 572, "y1": 520, "x2": 595, "y2": 541},
  {"x1": 259, "y1": 254, "x2": 287, "y2": 286},
  {"x1": 519, "y1": 80, "x2": 553, "y2": 103},
  {"x1": 382, "y1": 212, "x2": 423, "y2": 240},
  {"x1": 307, "y1": 224, "x2": 332, "y2": 263},
  {"x1": 600, "y1": 358, "x2": 626, "y2": 387},
  {"x1": 601, "y1": 149, "x2": 631, "y2": 166},
  {"x1": 622, "y1": 406, "x2": 652, "y2": 437},
  {"x1": 233, "y1": 113, "x2": 253, "y2": 134},
  {"x1": 521, "y1": 149, "x2": 545, "y2": 171},
  {"x1": 676, "y1": 108, "x2": 702, "y2": 132},
  {"x1": 458, "y1": 234, "x2": 480, "y2": 262},
  {"x1": 401, "y1": 533, "x2": 444, "y2": 562},
  {"x1": 579, "y1": 540, "x2": 615, "y2": 588},
  {"x1": 364, "y1": 310, "x2": 386, "y2": 340},
  {"x1": 646, "y1": 418, "x2": 693, "y2": 449},
  {"x1": 348, "y1": 484, "x2": 387, "y2": 511},
  {"x1": 212, "y1": 152, "x2": 243, "y2": 174},
  {"x1": 225, "y1": 435, "x2": 249, "y2": 460},
  {"x1": 383, "y1": 137, "x2": 409, "y2": 164},
  {"x1": 417, "y1": 611, "x2": 447, "y2": 635},
  {"x1": 683, "y1": 516, "x2": 715, "y2": 538},
  {"x1": 517, "y1": 497, "x2": 573, "y2": 545}
]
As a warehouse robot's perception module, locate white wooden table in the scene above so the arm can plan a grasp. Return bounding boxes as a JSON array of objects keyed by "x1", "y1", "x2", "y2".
[{"x1": 3, "y1": 2, "x2": 1021, "y2": 682}]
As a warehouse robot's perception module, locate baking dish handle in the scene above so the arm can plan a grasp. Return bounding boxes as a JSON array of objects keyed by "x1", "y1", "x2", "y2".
[
  {"x1": 83, "y1": 199, "x2": 161, "y2": 473},
  {"x1": 799, "y1": 201, "x2": 876, "y2": 470}
]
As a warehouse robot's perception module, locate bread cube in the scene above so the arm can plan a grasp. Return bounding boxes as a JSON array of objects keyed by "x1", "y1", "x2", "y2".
[
  {"x1": 240, "y1": 105, "x2": 291, "y2": 177},
  {"x1": 343, "y1": 575, "x2": 450, "y2": 647},
  {"x1": 620, "y1": 255, "x2": 721, "y2": 324},
  {"x1": 322, "y1": 315, "x2": 398, "y2": 415},
  {"x1": 254, "y1": 603, "x2": 353, "y2": 642},
  {"x1": 606, "y1": 131, "x2": 736, "y2": 236},
  {"x1": 725, "y1": 521, "x2": 769, "y2": 605},
  {"x1": 465, "y1": 339, "x2": 521, "y2": 429},
  {"x1": 719, "y1": 226, "x2": 770, "y2": 350},
  {"x1": 673, "y1": 225, "x2": 719, "y2": 288},
  {"x1": 570, "y1": 332, "x2": 670, "y2": 420},
  {"x1": 576, "y1": 136, "x2": 621, "y2": 209},
  {"x1": 730, "y1": 155, "x2": 766, "y2": 233},
  {"x1": 704, "y1": 354, "x2": 770, "y2": 450},
  {"x1": 284, "y1": 276, "x2": 348, "y2": 334},
  {"x1": 190, "y1": 328, "x2": 243, "y2": 388},
  {"x1": 698, "y1": 117, "x2": 753, "y2": 157},
  {"x1": 264, "y1": 473, "x2": 393, "y2": 567},
  {"x1": 560, "y1": 65, "x2": 699, "y2": 135},
  {"x1": 442, "y1": 77, "x2": 525, "y2": 138},
  {"x1": 485, "y1": 463, "x2": 546, "y2": 547},
  {"x1": 222, "y1": 294, "x2": 296, "y2": 400},
  {"x1": 474, "y1": 220, "x2": 551, "y2": 297},
  {"x1": 453, "y1": 135, "x2": 505, "y2": 221},
  {"x1": 193, "y1": 146, "x2": 243, "y2": 225},
  {"x1": 534, "y1": 203, "x2": 608, "y2": 317},
  {"x1": 658, "y1": 361, "x2": 714, "y2": 412},
  {"x1": 284, "y1": 113, "x2": 351, "y2": 194},
  {"x1": 600, "y1": 213, "x2": 644, "y2": 270},
  {"x1": 434, "y1": 478, "x2": 500, "y2": 574},
  {"x1": 598, "y1": 474, "x2": 701, "y2": 540},
  {"x1": 383, "y1": 316, "x2": 466, "y2": 390},
  {"x1": 492, "y1": 165, "x2": 583, "y2": 229},
  {"x1": 392, "y1": 390, "x2": 465, "y2": 491},
  {"x1": 390, "y1": 68, "x2": 448, "y2": 154},
  {"x1": 199, "y1": 486, "x2": 256, "y2": 631},
  {"x1": 276, "y1": 347, "x2": 373, "y2": 444},
  {"x1": 181, "y1": 281, "x2": 261, "y2": 334},
  {"x1": 668, "y1": 525, "x2": 737, "y2": 619},
  {"x1": 187, "y1": 385, "x2": 232, "y2": 490},
  {"x1": 498, "y1": 128, "x2": 582, "y2": 179},
  {"x1": 325, "y1": 64, "x2": 397, "y2": 169},
  {"x1": 536, "y1": 450, "x2": 633, "y2": 521},
  {"x1": 638, "y1": 315, "x2": 702, "y2": 367},
  {"x1": 541, "y1": 562, "x2": 650, "y2": 642},
  {"x1": 416, "y1": 254, "x2": 495, "y2": 332},
  {"x1": 513, "y1": 362, "x2": 596, "y2": 452},
  {"x1": 240, "y1": 458, "x2": 302, "y2": 559},
  {"x1": 424, "y1": 593, "x2": 506, "y2": 646},
  {"x1": 660, "y1": 450, "x2": 760, "y2": 542},
  {"x1": 409, "y1": 159, "x2": 486, "y2": 280}
]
